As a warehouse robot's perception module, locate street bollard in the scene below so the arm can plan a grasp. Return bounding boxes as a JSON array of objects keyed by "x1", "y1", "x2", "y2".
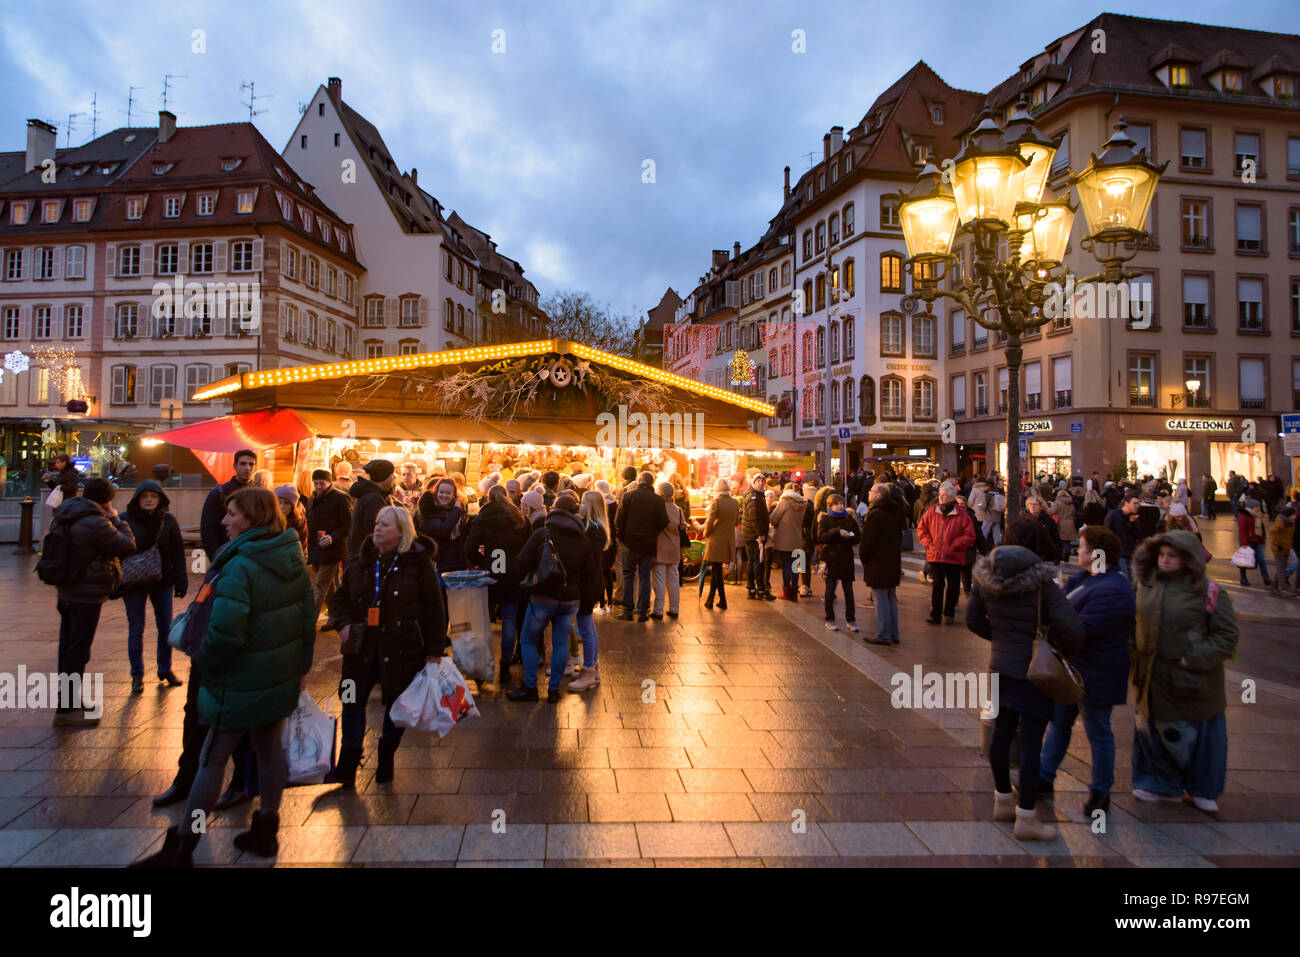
[{"x1": 14, "y1": 497, "x2": 36, "y2": 555}]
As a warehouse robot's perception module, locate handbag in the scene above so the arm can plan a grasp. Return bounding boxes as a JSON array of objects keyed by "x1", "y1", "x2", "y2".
[
  {"x1": 1229, "y1": 546, "x2": 1256, "y2": 568},
  {"x1": 520, "y1": 528, "x2": 566, "y2": 589},
  {"x1": 121, "y1": 543, "x2": 163, "y2": 588},
  {"x1": 1026, "y1": 589, "x2": 1085, "y2": 704},
  {"x1": 679, "y1": 525, "x2": 691, "y2": 550},
  {"x1": 168, "y1": 569, "x2": 221, "y2": 655}
]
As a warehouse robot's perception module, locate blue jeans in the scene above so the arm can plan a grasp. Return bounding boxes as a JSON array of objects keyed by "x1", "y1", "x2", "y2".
[
  {"x1": 621, "y1": 551, "x2": 654, "y2": 615},
  {"x1": 1039, "y1": 701, "x2": 1116, "y2": 795},
  {"x1": 498, "y1": 601, "x2": 519, "y2": 665},
  {"x1": 123, "y1": 583, "x2": 174, "y2": 680},
  {"x1": 520, "y1": 595, "x2": 580, "y2": 691},
  {"x1": 871, "y1": 587, "x2": 899, "y2": 642},
  {"x1": 1132, "y1": 712, "x2": 1228, "y2": 800},
  {"x1": 575, "y1": 612, "x2": 597, "y2": 668}
]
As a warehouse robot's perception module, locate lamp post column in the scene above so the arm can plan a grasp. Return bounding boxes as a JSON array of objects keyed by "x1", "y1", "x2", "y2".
[{"x1": 1003, "y1": 333, "x2": 1024, "y2": 522}]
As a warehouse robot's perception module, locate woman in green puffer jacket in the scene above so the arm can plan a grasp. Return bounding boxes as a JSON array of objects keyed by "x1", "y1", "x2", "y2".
[
  {"x1": 133, "y1": 487, "x2": 316, "y2": 867},
  {"x1": 1130, "y1": 529, "x2": 1239, "y2": 816}
]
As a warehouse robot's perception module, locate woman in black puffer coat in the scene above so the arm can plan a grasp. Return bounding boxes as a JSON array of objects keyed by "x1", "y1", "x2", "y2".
[
  {"x1": 816, "y1": 493, "x2": 859, "y2": 631},
  {"x1": 334, "y1": 506, "x2": 447, "y2": 787},
  {"x1": 966, "y1": 544, "x2": 1084, "y2": 842},
  {"x1": 465, "y1": 484, "x2": 531, "y2": 683},
  {"x1": 417, "y1": 477, "x2": 468, "y2": 573}
]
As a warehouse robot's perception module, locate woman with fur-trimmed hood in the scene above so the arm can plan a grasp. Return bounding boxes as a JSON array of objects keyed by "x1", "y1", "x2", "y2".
[
  {"x1": 966, "y1": 545, "x2": 1084, "y2": 841},
  {"x1": 1129, "y1": 529, "x2": 1238, "y2": 815}
]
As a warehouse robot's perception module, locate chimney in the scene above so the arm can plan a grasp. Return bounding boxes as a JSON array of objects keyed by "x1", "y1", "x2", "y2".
[
  {"x1": 733, "y1": 241, "x2": 741, "y2": 260},
  {"x1": 783, "y1": 165, "x2": 790, "y2": 200},
  {"x1": 25, "y1": 119, "x2": 56, "y2": 174},
  {"x1": 823, "y1": 133, "x2": 831, "y2": 161},
  {"x1": 712, "y1": 250, "x2": 729, "y2": 270},
  {"x1": 830, "y1": 126, "x2": 843, "y2": 154},
  {"x1": 158, "y1": 110, "x2": 176, "y2": 144},
  {"x1": 327, "y1": 77, "x2": 342, "y2": 105},
  {"x1": 410, "y1": 167, "x2": 418, "y2": 185}
]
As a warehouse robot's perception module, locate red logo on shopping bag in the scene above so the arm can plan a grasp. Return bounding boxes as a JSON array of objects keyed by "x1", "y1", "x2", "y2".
[{"x1": 441, "y1": 685, "x2": 472, "y2": 722}]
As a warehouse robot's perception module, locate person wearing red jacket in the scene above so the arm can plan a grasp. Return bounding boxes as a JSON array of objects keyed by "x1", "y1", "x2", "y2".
[{"x1": 917, "y1": 485, "x2": 976, "y2": 624}]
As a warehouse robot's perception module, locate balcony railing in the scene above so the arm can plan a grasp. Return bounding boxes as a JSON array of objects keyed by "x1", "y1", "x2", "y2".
[
  {"x1": 1237, "y1": 238, "x2": 1262, "y2": 252},
  {"x1": 1024, "y1": 394, "x2": 1041, "y2": 411},
  {"x1": 1054, "y1": 390, "x2": 1072, "y2": 408},
  {"x1": 1240, "y1": 397, "x2": 1265, "y2": 409},
  {"x1": 1129, "y1": 390, "x2": 1155, "y2": 407},
  {"x1": 974, "y1": 403, "x2": 989, "y2": 417},
  {"x1": 1183, "y1": 305, "x2": 1209, "y2": 328}
]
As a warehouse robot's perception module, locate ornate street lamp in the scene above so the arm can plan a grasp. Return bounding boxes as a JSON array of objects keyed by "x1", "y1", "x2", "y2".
[{"x1": 896, "y1": 108, "x2": 1165, "y2": 522}]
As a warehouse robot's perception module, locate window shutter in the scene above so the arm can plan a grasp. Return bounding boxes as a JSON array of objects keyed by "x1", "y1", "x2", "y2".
[
  {"x1": 386, "y1": 297, "x2": 397, "y2": 327},
  {"x1": 141, "y1": 242, "x2": 155, "y2": 276},
  {"x1": 106, "y1": 243, "x2": 117, "y2": 277},
  {"x1": 178, "y1": 241, "x2": 189, "y2": 274},
  {"x1": 420, "y1": 297, "x2": 428, "y2": 327},
  {"x1": 52, "y1": 247, "x2": 62, "y2": 280},
  {"x1": 279, "y1": 240, "x2": 287, "y2": 276},
  {"x1": 213, "y1": 314, "x2": 226, "y2": 337},
  {"x1": 252, "y1": 238, "x2": 263, "y2": 272},
  {"x1": 214, "y1": 240, "x2": 228, "y2": 273}
]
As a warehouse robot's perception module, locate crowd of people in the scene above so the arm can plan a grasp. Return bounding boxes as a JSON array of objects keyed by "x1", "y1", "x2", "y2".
[{"x1": 34, "y1": 449, "x2": 1281, "y2": 861}]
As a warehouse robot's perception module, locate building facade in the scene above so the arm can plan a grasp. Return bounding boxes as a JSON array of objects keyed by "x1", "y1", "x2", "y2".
[{"x1": 945, "y1": 13, "x2": 1300, "y2": 487}]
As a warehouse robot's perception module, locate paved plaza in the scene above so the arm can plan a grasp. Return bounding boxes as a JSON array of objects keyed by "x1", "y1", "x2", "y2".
[{"x1": 1, "y1": 527, "x2": 1297, "y2": 867}]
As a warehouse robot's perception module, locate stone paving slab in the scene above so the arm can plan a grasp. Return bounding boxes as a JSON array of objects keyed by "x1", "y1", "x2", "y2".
[{"x1": 1, "y1": 551, "x2": 1296, "y2": 867}]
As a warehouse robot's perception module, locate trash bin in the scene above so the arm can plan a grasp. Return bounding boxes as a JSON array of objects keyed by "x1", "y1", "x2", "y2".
[{"x1": 441, "y1": 570, "x2": 497, "y2": 684}]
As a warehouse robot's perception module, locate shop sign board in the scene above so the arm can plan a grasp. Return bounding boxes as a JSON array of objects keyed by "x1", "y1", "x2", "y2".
[
  {"x1": 1165, "y1": 418, "x2": 1235, "y2": 432},
  {"x1": 1019, "y1": 420, "x2": 1052, "y2": 433},
  {"x1": 747, "y1": 453, "x2": 815, "y2": 472}
]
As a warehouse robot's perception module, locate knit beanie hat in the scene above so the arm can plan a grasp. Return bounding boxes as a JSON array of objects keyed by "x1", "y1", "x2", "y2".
[
  {"x1": 312, "y1": 469, "x2": 332, "y2": 482},
  {"x1": 274, "y1": 484, "x2": 300, "y2": 507}
]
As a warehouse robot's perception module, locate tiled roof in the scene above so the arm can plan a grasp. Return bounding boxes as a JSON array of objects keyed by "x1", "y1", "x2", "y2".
[{"x1": 1, "y1": 127, "x2": 156, "y2": 192}]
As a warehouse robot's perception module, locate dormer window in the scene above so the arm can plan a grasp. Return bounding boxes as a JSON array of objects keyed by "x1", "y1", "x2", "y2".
[
  {"x1": 1170, "y1": 64, "x2": 1190, "y2": 88},
  {"x1": 42, "y1": 200, "x2": 60, "y2": 223},
  {"x1": 125, "y1": 197, "x2": 144, "y2": 220},
  {"x1": 1278, "y1": 75, "x2": 1296, "y2": 98},
  {"x1": 197, "y1": 193, "x2": 215, "y2": 216},
  {"x1": 99, "y1": 163, "x2": 117, "y2": 175},
  {"x1": 932, "y1": 106, "x2": 943, "y2": 124},
  {"x1": 1224, "y1": 70, "x2": 1243, "y2": 93},
  {"x1": 71, "y1": 164, "x2": 89, "y2": 177},
  {"x1": 73, "y1": 199, "x2": 92, "y2": 222},
  {"x1": 152, "y1": 162, "x2": 173, "y2": 176},
  {"x1": 1032, "y1": 84, "x2": 1048, "y2": 106},
  {"x1": 11, "y1": 203, "x2": 29, "y2": 225},
  {"x1": 220, "y1": 157, "x2": 242, "y2": 172},
  {"x1": 164, "y1": 196, "x2": 181, "y2": 218},
  {"x1": 913, "y1": 143, "x2": 932, "y2": 165},
  {"x1": 236, "y1": 190, "x2": 255, "y2": 214},
  {"x1": 281, "y1": 197, "x2": 292, "y2": 219},
  {"x1": 1049, "y1": 49, "x2": 1061, "y2": 66}
]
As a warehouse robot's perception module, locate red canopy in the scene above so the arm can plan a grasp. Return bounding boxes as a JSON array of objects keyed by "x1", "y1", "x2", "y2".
[{"x1": 140, "y1": 409, "x2": 315, "y2": 452}]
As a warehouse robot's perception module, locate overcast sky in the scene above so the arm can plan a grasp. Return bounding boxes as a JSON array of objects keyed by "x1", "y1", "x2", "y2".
[{"x1": 4, "y1": 0, "x2": 1297, "y2": 322}]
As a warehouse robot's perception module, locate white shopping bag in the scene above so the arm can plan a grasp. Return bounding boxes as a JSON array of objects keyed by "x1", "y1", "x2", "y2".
[
  {"x1": 282, "y1": 691, "x2": 335, "y2": 786},
  {"x1": 446, "y1": 587, "x2": 495, "y2": 682},
  {"x1": 389, "y1": 659, "x2": 480, "y2": 737}
]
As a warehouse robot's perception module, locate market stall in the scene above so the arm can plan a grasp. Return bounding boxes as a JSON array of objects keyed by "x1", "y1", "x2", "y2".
[{"x1": 146, "y1": 339, "x2": 799, "y2": 515}]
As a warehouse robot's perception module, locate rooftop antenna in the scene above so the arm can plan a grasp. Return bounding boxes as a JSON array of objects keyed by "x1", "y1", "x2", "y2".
[
  {"x1": 122, "y1": 85, "x2": 144, "y2": 127},
  {"x1": 161, "y1": 73, "x2": 187, "y2": 111},
  {"x1": 65, "y1": 112, "x2": 85, "y2": 148},
  {"x1": 239, "y1": 81, "x2": 271, "y2": 123},
  {"x1": 89, "y1": 92, "x2": 100, "y2": 141},
  {"x1": 801, "y1": 151, "x2": 815, "y2": 170}
]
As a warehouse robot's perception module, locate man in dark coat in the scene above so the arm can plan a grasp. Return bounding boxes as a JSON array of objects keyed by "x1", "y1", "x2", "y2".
[
  {"x1": 49, "y1": 479, "x2": 136, "y2": 725},
  {"x1": 1038, "y1": 525, "x2": 1134, "y2": 817},
  {"x1": 1103, "y1": 490, "x2": 1144, "y2": 578},
  {"x1": 348, "y1": 459, "x2": 399, "y2": 558},
  {"x1": 859, "y1": 484, "x2": 906, "y2": 644},
  {"x1": 305, "y1": 469, "x2": 353, "y2": 615},
  {"x1": 1200, "y1": 473, "x2": 1218, "y2": 520},
  {"x1": 740, "y1": 473, "x2": 775, "y2": 601},
  {"x1": 43, "y1": 453, "x2": 82, "y2": 501},
  {"x1": 1004, "y1": 496, "x2": 1061, "y2": 564},
  {"x1": 199, "y1": 448, "x2": 257, "y2": 561},
  {"x1": 816, "y1": 493, "x2": 859, "y2": 632},
  {"x1": 615, "y1": 473, "x2": 668, "y2": 621}
]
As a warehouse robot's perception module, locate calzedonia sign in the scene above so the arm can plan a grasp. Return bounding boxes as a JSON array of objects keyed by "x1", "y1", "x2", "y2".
[
  {"x1": 1018, "y1": 420, "x2": 1052, "y2": 433},
  {"x1": 1165, "y1": 418, "x2": 1235, "y2": 432}
]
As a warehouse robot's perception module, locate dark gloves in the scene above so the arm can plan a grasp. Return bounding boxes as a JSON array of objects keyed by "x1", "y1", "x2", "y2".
[{"x1": 174, "y1": 585, "x2": 187, "y2": 599}]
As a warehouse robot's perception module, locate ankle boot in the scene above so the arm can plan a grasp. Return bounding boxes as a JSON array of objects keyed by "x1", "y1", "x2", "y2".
[
  {"x1": 334, "y1": 746, "x2": 362, "y2": 788},
  {"x1": 992, "y1": 790, "x2": 1016, "y2": 822},
  {"x1": 376, "y1": 738, "x2": 398, "y2": 783},
  {"x1": 129, "y1": 825, "x2": 199, "y2": 868},
  {"x1": 233, "y1": 810, "x2": 280, "y2": 858},
  {"x1": 1013, "y1": 805, "x2": 1059, "y2": 841}
]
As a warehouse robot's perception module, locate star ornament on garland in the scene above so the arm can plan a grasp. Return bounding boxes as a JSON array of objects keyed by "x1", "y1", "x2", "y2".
[{"x1": 4, "y1": 350, "x2": 30, "y2": 374}]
